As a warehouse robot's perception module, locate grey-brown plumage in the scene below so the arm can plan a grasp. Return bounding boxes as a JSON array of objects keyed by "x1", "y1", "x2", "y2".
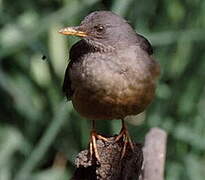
[
  {"x1": 59, "y1": 11, "x2": 160, "y2": 163},
  {"x1": 61, "y1": 11, "x2": 160, "y2": 120}
]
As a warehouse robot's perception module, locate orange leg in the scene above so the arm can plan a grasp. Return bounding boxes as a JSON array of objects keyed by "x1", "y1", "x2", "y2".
[
  {"x1": 89, "y1": 120, "x2": 109, "y2": 163},
  {"x1": 115, "y1": 119, "x2": 134, "y2": 159}
]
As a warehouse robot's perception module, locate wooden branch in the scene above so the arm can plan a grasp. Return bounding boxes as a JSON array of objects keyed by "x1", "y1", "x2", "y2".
[
  {"x1": 140, "y1": 128, "x2": 167, "y2": 180},
  {"x1": 70, "y1": 128, "x2": 167, "y2": 180},
  {"x1": 70, "y1": 136, "x2": 143, "y2": 180}
]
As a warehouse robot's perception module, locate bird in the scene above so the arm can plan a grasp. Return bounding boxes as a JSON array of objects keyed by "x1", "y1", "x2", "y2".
[{"x1": 59, "y1": 11, "x2": 160, "y2": 162}]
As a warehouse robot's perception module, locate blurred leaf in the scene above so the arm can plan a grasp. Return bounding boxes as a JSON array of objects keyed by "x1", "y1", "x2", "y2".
[
  {"x1": 0, "y1": 127, "x2": 23, "y2": 167},
  {"x1": 185, "y1": 154, "x2": 205, "y2": 180},
  {"x1": 111, "y1": 0, "x2": 132, "y2": 16},
  {"x1": 166, "y1": 162, "x2": 184, "y2": 180},
  {"x1": 31, "y1": 168, "x2": 69, "y2": 180},
  {"x1": 174, "y1": 124, "x2": 205, "y2": 150},
  {"x1": 0, "y1": 166, "x2": 11, "y2": 180},
  {"x1": 30, "y1": 53, "x2": 51, "y2": 86},
  {"x1": 167, "y1": 0, "x2": 185, "y2": 23},
  {"x1": 48, "y1": 23, "x2": 67, "y2": 77},
  {"x1": 15, "y1": 102, "x2": 72, "y2": 180}
]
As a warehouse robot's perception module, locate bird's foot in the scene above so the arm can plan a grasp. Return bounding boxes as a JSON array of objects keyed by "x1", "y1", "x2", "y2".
[
  {"x1": 114, "y1": 126, "x2": 134, "y2": 160},
  {"x1": 89, "y1": 130, "x2": 110, "y2": 163}
]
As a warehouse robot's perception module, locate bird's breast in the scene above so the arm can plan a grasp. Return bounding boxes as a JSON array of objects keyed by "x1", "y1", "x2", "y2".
[{"x1": 70, "y1": 50, "x2": 157, "y2": 120}]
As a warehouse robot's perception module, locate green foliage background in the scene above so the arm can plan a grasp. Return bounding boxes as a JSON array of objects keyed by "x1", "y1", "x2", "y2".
[{"x1": 0, "y1": 0, "x2": 205, "y2": 179}]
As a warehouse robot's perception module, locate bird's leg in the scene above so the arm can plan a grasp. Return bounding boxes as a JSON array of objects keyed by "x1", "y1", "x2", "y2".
[
  {"x1": 89, "y1": 120, "x2": 100, "y2": 162},
  {"x1": 89, "y1": 120, "x2": 109, "y2": 163},
  {"x1": 115, "y1": 119, "x2": 134, "y2": 159}
]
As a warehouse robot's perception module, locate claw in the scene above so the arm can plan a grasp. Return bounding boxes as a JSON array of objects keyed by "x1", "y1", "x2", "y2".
[
  {"x1": 89, "y1": 130, "x2": 101, "y2": 163},
  {"x1": 88, "y1": 119, "x2": 134, "y2": 162},
  {"x1": 114, "y1": 119, "x2": 134, "y2": 159},
  {"x1": 88, "y1": 120, "x2": 111, "y2": 163}
]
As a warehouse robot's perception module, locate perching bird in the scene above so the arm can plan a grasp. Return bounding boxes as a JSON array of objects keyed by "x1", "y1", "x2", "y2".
[{"x1": 59, "y1": 11, "x2": 160, "y2": 162}]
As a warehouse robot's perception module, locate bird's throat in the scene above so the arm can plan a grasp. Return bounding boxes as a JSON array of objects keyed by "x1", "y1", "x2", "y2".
[{"x1": 85, "y1": 38, "x2": 115, "y2": 53}]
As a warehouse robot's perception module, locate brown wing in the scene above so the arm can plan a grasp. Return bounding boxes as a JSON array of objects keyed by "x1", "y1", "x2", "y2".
[
  {"x1": 62, "y1": 42, "x2": 80, "y2": 100},
  {"x1": 150, "y1": 57, "x2": 160, "y2": 79},
  {"x1": 136, "y1": 33, "x2": 160, "y2": 78},
  {"x1": 62, "y1": 62, "x2": 73, "y2": 100},
  {"x1": 62, "y1": 40, "x2": 89, "y2": 100},
  {"x1": 136, "y1": 33, "x2": 153, "y2": 55}
]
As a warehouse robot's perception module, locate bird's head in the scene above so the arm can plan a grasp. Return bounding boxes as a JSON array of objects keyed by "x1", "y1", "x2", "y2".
[{"x1": 59, "y1": 11, "x2": 137, "y2": 49}]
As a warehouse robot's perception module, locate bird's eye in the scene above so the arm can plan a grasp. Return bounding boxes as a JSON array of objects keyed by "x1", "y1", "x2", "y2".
[{"x1": 94, "y1": 25, "x2": 105, "y2": 33}]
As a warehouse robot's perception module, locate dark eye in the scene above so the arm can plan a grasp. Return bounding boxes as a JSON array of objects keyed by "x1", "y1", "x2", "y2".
[{"x1": 94, "y1": 25, "x2": 105, "y2": 33}]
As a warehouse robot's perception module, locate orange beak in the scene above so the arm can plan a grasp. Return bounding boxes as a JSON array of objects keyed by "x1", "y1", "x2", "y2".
[{"x1": 58, "y1": 27, "x2": 88, "y2": 37}]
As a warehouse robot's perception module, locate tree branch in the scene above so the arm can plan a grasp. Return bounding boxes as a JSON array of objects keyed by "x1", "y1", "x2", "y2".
[
  {"x1": 140, "y1": 128, "x2": 167, "y2": 180},
  {"x1": 70, "y1": 128, "x2": 167, "y2": 180}
]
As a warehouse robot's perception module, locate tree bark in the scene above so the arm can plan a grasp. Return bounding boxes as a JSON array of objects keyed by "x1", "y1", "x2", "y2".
[
  {"x1": 140, "y1": 128, "x2": 167, "y2": 180},
  {"x1": 70, "y1": 128, "x2": 167, "y2": 180}
]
